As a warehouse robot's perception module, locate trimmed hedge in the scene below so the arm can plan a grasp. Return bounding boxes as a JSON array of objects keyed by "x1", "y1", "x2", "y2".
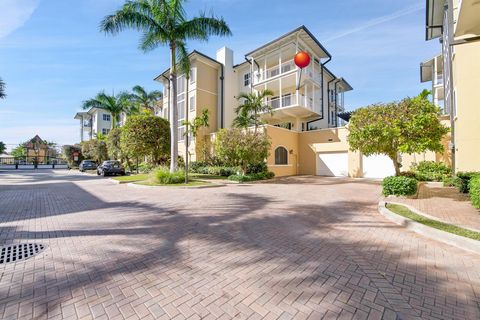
[
  {"x1": 382, "y1": 176, "x2": 418, "y2": 196},
  {"x1": 228, "y1": 171, "x2": 275, "y2": 182},
  {"x1": 411, "y1": 161, "x2": 451, "y2": 182},
  {"x1": 469, "y1": 176, "x2": 480, "y2": 209}
]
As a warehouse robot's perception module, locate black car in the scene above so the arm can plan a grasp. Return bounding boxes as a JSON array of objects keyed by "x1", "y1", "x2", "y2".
[
  {"x1": 97, "y1": 160, "x2": 125, "y2": 176},
  {"x1": 79, "y1": 160, "x2": 97, "y2": 172}
]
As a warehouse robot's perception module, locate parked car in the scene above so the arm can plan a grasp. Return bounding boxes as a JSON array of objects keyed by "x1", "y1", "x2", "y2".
[
  {"x1": 79, "y1": 160, "x2": 97, "y2": 172},
  {"x1": 97, "y1": 160, "x2": 125, "y2": 176}
]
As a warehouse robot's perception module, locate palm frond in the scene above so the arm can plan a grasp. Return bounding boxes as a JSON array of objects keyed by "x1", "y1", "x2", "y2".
[
  {"x1": 181, "y1": 13, "x2": 232, "y2": 41},
  {"x1": 0, "y1": 77, "x2": 6, "y2": 99},
  {"x1": 176, "y1": 41, "x2": 190, "y2": 78}
]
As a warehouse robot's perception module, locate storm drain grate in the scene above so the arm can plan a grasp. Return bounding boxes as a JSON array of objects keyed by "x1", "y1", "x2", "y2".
[{"x1": 0, "y1": 243, "x2": 46, "y2": 264}]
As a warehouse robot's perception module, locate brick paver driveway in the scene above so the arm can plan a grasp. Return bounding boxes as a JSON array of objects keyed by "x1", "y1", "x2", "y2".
[{"x1": 0, "y1": 171, "x2": 479, "y2": 320}]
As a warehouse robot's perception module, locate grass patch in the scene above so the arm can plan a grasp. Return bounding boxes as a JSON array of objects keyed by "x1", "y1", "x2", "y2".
[
  {"x1": 112, "y1": 174, "x2": 149, "y2": 183},
  {"x1": 386, "y1": 203, "x2": 480, "y2": 241},
  {"x1": 135, "y1": 179, "x2": 210, "y2": 187},
  {"x1": 189, "y1": 173, "x2": 224, "y2": 180}
]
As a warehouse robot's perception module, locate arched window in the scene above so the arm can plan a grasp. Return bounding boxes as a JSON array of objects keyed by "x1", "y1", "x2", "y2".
[{"x1": 275, "y1": 147, "x2": 288, "y2": 165}]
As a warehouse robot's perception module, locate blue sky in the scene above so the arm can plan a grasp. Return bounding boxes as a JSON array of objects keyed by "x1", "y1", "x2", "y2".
[{"x1": 0, "y1": 0, "x2": 439, "y2": 150}]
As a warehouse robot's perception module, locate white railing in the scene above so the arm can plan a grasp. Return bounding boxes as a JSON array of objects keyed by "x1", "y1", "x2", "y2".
[
  {"x1": 253, "y1": 59, "x2": 322, "y2": 85},
  {"x1": 264, "y1": 92, "x2": 321, "y2": 114}
]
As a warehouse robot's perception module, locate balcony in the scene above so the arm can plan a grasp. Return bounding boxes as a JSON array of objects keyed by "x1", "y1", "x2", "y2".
[
  {"x1": 253, "y1": 59, "x2": 321, "y2": 86},
  {"x1": 262, "y1": 91, "x2": 321, "y2": 120}
]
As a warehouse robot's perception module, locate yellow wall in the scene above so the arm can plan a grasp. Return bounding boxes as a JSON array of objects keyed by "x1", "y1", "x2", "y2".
[
  {"x1": 265, "y1": 126, "x2": 299, "y2": 177},
  {"x1": 452, "y1": 38, "x2": 480, "y2": 172}
]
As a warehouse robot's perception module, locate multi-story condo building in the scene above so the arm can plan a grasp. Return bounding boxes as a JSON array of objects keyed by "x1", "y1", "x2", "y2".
[
  {"x1": 155, "y1": 26, "x2": 353, "y2": 174},
  {"x1": 74, "y1": 107, "x2": 118, "y2": 142},
  {"x1": 423, "y1": 0, "x2": 480, "y2": 172}
]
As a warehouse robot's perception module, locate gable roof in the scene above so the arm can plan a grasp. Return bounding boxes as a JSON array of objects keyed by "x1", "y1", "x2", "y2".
[
  {"x1": 154, "y1": 50, "x2": 221, "y2": 81},
  {"x1": 244, "y1": 25, "x2": 331, "y2": 59}
]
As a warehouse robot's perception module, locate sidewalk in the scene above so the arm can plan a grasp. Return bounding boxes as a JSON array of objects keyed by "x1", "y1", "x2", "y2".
[{"x1": 389, "y1": 182, "x2": 480, "y2": 231}]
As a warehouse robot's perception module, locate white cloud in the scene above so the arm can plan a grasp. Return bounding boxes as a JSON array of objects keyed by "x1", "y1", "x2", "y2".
[{"x1": 0, "y1": 0, "x2": 39, "y2": 39}]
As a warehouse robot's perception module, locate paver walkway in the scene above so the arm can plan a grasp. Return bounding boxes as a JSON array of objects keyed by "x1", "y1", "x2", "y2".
[
  {"x1": 0, "y1": 171, "x2": 479, "y2": 320},
  {"x1": 390, "y1": 182, "x2": 480, "y2": 231}
]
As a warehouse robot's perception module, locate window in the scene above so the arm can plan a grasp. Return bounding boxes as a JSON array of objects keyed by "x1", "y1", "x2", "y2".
[
  {"x1": 189, "y1": 95, "x2": 196, "y2": 112},
  {"x1": 178, "y1": 127, "x2": 185, "y2": 141},
  {"x1": 102, "y1": 128, "x2": 110, "y2": 135},
  {"x1": 244, "y1": 72, "x2": 251, "y2": 86},
  {"x1": 103, "y1": 114, "x2": 111, "y2": 121},
  {"x1": 274, "y1": 147, "x2": 288, "y2": 165},
  {"x1": 190, "y1": 68, "x2": 196, "y2": 84},
  {"x1": 331, "y1": 111, "x2": 334, "y2": 125}
]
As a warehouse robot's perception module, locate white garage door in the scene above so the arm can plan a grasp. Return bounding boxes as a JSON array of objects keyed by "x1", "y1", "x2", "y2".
[
  {"x1": 316, "y1": 152, "x2": 348, "y2": 176},
  {"x1": 362, "y1": 155, "x2": 395, "y2": 178}
]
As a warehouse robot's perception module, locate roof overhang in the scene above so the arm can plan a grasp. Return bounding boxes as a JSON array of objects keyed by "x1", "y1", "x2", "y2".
[
  {"x1": 426, "y1": 0, "x2": 446, "y2": 40},
  {"x1": 337, "y1": 78, "x2": 353, "y2": 93},
  {"x1": 74, "y1": 112, "x2": 88, "y2": 120},
  {"x1": 154, "y1": 50, "x2": 221, "y2": 82},
  {"x1": 454, "y1": 0, "x2": 480, "y2": 39},
  {"x1": 245, "y1": 26, "x2": 331, "y2": 60},
  {"x1": 420, "y1": 57, "x2": 434, "y2": 82}
]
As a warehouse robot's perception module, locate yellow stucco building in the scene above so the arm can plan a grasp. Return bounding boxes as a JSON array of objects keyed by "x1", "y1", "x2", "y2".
[{"x1": 424, "y1": 0, "x2": 480, "y2": 173}]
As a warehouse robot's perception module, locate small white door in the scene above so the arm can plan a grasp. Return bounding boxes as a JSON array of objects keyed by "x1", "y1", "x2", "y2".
[
  {"x1": 362, "y1": 155, "x2": 395, "y2": 178},
  {"x1": 316, "y1": 152, "x2": 349, "y2": 176}
]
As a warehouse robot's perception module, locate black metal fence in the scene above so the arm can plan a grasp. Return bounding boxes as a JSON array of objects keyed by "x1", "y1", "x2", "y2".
[{"x1": 0, "y1": 157, "x2": 69, "y2": 170}]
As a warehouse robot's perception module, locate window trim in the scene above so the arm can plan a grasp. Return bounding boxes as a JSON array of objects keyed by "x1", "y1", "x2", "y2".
[
  {"x1": 244, "y1": 72, "x2": 251, "y2": 87},
  {"x1": 103, "y1": 114, "x2": 111, "y2": 121},
  {"x1": 274, "y1": 146, "x2": 289, "y2": 165}
]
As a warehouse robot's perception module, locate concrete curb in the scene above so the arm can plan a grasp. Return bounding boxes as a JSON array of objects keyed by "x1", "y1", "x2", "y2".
[
  {"x1": 378, "y1": 201, "x2": 480, "y2": 255},
  {"x1": 127, "y1": 182, "x2": 224, "y2": 189}
]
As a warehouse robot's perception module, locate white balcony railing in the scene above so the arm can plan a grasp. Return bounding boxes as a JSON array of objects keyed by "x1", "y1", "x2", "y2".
[
  {"x1": 265, "y1": 92, "x2": 321, "y2": 114},
  {"x1": 253, "y1": 59, "x2": 322, "y2": 85}
]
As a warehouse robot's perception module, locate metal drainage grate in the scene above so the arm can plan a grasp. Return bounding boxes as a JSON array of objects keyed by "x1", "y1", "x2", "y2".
[{"x1": 0, "y1": 243, "x2": 46, "y2": 264}]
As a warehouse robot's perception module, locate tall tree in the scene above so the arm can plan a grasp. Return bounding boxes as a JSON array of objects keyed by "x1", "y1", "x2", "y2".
[
  {"x1": 235, "y1": 90, "x2": 274, "y2": 132},
  {"x1": 82, "y1": 91, "x2": 131, "y2": 128},
  {"x1": 100, "y1": 0, "x2": 231, "y2": 172},
  {"x1": 0, "y1": 77, "x2": 5, "y2": 99},
  {"x1": 348, "y1": 92, "x2": 449, "y2": 175},
  {"x1": 130, "y1": 85, "x2": 162, "y2": 114},
  {"x1": 0, "y1": 141, "x2": 6, "y2": 154}
]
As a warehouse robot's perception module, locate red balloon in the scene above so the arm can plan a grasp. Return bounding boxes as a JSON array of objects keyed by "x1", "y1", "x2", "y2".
[{"x1": 294, "y1": 51, "x2": 311, "y2": 69}]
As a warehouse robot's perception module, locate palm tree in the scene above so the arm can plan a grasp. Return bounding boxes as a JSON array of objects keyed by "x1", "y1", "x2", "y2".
[
  {"x1": 100, "y1": 0, "x2": 231, "y2": 172},
  {"x1": 130, "y1": 85, "x2": 162, "y2": 114},
  {"x1": 0, "y1": 77, "x2": 6, "y2": 99},
  {"x1": 232, "y1": 108, "x2": 254, "y2": 129},
  {"x1": 235, "y1": 89, "x2": 274, "y2": 132},
  {"x1": 82, "y1": 91, "x2": 131, "y2": 129},
  {"x1": 182, "y1": 108, "x2": 210, "y2": 158}
]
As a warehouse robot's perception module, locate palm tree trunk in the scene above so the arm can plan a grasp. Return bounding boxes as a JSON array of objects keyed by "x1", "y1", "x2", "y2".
[{"x1": 169, "y1": 43, "x2": 179, "y2": 172}]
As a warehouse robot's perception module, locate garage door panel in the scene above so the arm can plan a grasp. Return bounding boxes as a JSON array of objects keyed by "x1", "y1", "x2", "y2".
[
  {"x1": 316, "y1": 152, "x2": 348, "y2": 177},
  {"x1": 362, "y1": 155, "x2": 395, "y2": 178}
]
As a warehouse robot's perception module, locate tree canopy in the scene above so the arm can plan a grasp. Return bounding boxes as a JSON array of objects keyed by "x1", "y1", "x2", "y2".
[
  {"x1": 100, "y1": 0, "x2": 231, "y2": 171},
  {"x1": 214, "y1": 128, "x2": 271, "y2": 174},
  {"x1": 0, "y1": 141, "x2": 6, "y2": 154},
  {"x1": 82, "y1": 91, "x2": 133, "y2": 128},
  {"x1": 81, "y1": 140, "x2": 108, "y2": 163},
  {"x1": 348, "y1": 92, "x2": 449, "y2": 175},
  {"x1": 120, "y1": 114, "x2": 170, "y2": 163}
]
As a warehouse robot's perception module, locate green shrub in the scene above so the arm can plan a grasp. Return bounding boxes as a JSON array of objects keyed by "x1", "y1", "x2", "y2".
[
  {"x1": 189, "y1": 161, "x2": 208, "y2": 173},
  {"x1": 411, "y1": 161, "x2": 451, "y2": 181},
  {"x1": 191, "y1": 165, "x2": 238, "y2": 177},
  {"x1": 442, "y1": 175, "x2": 462, "y2": 188},
  {"x1": 382, "y1": 176, "x2": 418, "y2": 196},
  {"x1": 138, "y1": 162, "x2": 156, "y2": 173},
  {"x1": 399, "y1": 171, "x2": 416, "y2": 178},
  {"x1": 228, "y1": 171, "x2": 275, "y2": 182},
  {"x1": 456, "y1": 172, "x2": 480, "y2": 193},
  {"x1": 470, "y1": 176, "x2": 480, "y2": 209},
  {"x1": 151, "y1": 166, "x2": 184, "y2": 184},
  {"x1": 246, "y1": 162, "x2": 268, "y2": 174}
]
